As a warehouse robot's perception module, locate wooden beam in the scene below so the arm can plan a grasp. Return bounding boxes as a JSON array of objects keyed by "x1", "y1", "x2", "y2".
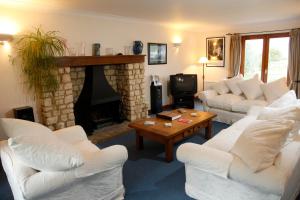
[{"x1": 56, "y1": 55, "x2": 146, "y2": 67}]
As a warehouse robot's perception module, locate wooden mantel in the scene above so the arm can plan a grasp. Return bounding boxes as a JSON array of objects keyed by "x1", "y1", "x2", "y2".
[{"x1": 56, "y1": 55, "x2": 146, "y2": 67}]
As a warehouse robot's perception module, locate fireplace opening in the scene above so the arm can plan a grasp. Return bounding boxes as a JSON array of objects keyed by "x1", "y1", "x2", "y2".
[{"x1": 74, "y1": 66, "x2": 123, "y2": 134}]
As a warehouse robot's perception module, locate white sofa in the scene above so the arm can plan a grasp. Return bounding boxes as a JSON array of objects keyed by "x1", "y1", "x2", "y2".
[
  {"x1": 0, "y1": 125, "x2": 128, "y2": 200},
  {"x1": 199, "y1": 90, "x2": 268, "y2": 124},
  {"x1": 199, "y1": 76, "x2": 289, "y2": 124},
  {"x1": 177, "y1": 108, "x2": 300, "y2": 200}
]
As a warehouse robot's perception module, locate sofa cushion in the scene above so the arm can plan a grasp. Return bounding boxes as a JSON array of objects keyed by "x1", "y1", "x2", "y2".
[
  {"x1": 212, "y1": 81, "x2": 230, "y2": 95},
  {"x1": 231, "y1": 99, "x2": 268, "y2": 113},
  {"x1": 207, "y1": 94, "x2": 244, "y2": 111},
  {"x1": 225, "y1": 74, "x2": 243, "y2": 96},
  {"x1": 269, "y1": 90, "x2": 297, "y2": 108},
  {"x1": 238, "y1": 75, "x2": 263, "y2": 100},
  {"x1": 230, "y1": 119, "x2": 294, "y2": 172},
  {"x1": 261, "y1": 78, "x2": 289, "y2": 103}
]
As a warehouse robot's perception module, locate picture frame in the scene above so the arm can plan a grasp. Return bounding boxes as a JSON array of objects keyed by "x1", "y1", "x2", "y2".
[
  {"x1": 148, "y1": 43, "x2": 167, "y2": 65},
  {"x1": 206, "y1": 37, "x2": 225, "y2": 67}
]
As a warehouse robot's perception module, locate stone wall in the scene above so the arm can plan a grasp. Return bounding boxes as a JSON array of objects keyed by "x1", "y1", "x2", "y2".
[
  {"x1": 40, "y1": 63, "x2": 148, "y2": 130},
  {"x1": 40, "y1": 67, "x2": 75, "y2": 130}
]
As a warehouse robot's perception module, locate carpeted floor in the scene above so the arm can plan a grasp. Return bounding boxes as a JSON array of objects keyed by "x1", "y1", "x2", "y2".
[{"x1": 98, "y1": 121, "x2": 229, "y2": 200}]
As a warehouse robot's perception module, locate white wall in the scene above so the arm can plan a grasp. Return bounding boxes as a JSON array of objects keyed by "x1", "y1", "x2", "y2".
[
  {"x1": 1, "y1": 7, "x2": 299, "y2": 119},
  {"x1": 0, "y1": 8, "x2": 202, "y2": 119}
]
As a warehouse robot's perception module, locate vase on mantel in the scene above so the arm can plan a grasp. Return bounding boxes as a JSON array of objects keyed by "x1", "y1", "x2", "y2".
[{"x1": 133, "y1": 41, "x2": 143, "y2": 55}]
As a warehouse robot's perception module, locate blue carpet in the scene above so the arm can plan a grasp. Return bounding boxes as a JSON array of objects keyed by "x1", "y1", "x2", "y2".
[{"x1": 98, "y1": 121, "x2": 229, "y2": 200}]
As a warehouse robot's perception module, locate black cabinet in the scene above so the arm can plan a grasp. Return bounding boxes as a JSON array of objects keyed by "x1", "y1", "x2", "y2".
[
  {"x1": 150, "y1": 84, "x2": 163, "y2": 114},
  {"x1": 172, "y1": 94, "x2": 194, "y2": 109}
]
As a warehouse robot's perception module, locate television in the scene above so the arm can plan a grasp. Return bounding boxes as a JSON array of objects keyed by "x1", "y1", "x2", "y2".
[{"x1": 170, "y1": 74, "x2": 197, "y2": 95}]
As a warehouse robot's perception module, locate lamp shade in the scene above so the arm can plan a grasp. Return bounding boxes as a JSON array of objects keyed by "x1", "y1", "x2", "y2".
[{"x1": 198, "y1": 57, "x2": 208, "y2": 64}]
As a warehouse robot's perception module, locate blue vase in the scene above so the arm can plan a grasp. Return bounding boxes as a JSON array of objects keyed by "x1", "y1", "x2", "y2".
[{"x1": 133, "y1": 41, "x2": 143, "y2": 55}]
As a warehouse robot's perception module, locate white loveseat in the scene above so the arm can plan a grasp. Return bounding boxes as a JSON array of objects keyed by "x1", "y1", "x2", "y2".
[
  {"x1": 177, "y1": 104, "x2": 300, "y2": 200},
  {"x1": 0, "y1": 123, "x2": 128, "y2": 200},
  {"x1": 199, "y1": 75, "x2": 289, "y2": 124}
]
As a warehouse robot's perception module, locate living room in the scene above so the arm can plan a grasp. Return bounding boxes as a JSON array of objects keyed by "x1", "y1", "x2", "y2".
[{"x1": 0, "y1": 0, "x2": 300, "y2": 200}]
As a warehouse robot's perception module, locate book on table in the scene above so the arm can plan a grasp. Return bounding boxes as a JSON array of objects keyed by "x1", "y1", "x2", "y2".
[{"x1": 157, "y1": 111, "x2": 181, "y2": 120}]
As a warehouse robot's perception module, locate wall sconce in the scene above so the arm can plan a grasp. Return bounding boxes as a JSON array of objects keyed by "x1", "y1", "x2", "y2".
[
  {"x1": 172, "y1": 36, "x2": 182, "y2": 48},
  {"x1": 0, "y1": 33, "x2": 13, "y2": 45}
]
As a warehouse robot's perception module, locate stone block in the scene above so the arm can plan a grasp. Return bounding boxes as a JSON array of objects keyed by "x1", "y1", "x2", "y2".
[
  {"x1": 66, "y1": 121, "x2": 75, "y2": 127},
  {"x1": 43, "y1": 98, "x2": 52, "y2": 107},
  {"x1": 65, "y1": 67, "x2": 70, "y2": 73},
  {"x1": 62, "y1": 74, "x2": 71, "y2": 83},
  {"x1": 64, "y1": 83, "x2": 72, "y2": 90},
  {"x1": 46, "y1": 116, "x2": 58, "y2": 125},
  {"x1": 78, "y1": 71, "x2": 85, "y2": 78},
  {"x1": 60, "y1": 114, "x2": 68, "y2": 122},
  {"x1": 64, "y1": 95, "x2": 73, "y2": 104},
  {"x1": 58, "y1": 68, "x2": 64, "y2": 74},
  {"x1": 56, "y1": 122, "x2": 65, "y2": 129}
]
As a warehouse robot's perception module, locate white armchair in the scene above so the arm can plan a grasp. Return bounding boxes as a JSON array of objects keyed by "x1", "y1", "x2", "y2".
[{"x1": 0, "y1": 125, "x2": 128, "y2": 200}]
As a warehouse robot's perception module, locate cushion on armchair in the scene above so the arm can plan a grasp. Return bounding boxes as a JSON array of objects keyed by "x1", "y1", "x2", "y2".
[{"x1": 0, "y1": 118, "x2": 84, "y2": 171}]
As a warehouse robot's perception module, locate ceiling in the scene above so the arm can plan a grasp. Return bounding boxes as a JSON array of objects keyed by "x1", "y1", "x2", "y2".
[{"x1": 1, "y1": 0, "x2": 300, "y2": 32}]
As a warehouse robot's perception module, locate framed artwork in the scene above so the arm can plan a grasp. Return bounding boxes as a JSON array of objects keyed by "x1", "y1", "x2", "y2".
[
  {"x1": 148, "y1": 43, "x2": 167, "y2": 65},
  {"x1": 206, "y1": 37, "x2": 225, "y2": 67}
]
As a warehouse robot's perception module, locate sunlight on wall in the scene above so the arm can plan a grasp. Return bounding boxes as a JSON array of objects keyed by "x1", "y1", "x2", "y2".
[{"x1": 0, "y1": 18, "x2": 19, "y2": 34}]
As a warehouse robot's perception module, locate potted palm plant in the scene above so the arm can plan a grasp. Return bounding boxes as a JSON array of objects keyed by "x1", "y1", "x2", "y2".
[{"x1": 11, "y1": 27, "x2": 66, "y2": 97}]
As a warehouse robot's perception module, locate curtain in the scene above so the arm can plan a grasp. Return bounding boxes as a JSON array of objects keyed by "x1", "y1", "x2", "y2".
[
  {"x1": 288, "y1": 29, "x2": 300, "y2": 97},
  {"x1": 228, "y1": 34, "x2": 241, "y2": 78}
]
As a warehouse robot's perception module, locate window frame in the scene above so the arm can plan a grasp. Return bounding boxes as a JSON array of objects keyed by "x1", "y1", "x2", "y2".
[{"x1": 240, "y1": 32, "x2": 289, "y2": 82}]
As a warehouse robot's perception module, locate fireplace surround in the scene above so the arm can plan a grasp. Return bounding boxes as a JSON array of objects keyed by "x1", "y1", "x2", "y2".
[{"x1": 40, "y1": 55, "x2": 148, "y2": 131}]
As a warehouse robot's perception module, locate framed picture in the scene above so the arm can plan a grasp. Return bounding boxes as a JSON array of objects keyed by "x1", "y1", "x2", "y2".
[
  {"x1": 148, "y1": 43, "x2": 167, "y2": 65},
  {"x1": 206, "y1": 37, "x2": 225, "y2": 67}
]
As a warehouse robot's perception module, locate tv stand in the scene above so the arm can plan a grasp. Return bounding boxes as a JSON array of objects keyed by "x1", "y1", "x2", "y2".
[{"x1": 172, "y1": 94, "x2": 195, "y2": 109}]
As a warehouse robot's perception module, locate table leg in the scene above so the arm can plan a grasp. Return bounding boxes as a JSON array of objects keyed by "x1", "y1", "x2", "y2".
[
  {"x1": 136, "y1": 132, "x2": 144, "y2": 150},
  {"x1": 205, "y1": 120, "x2": 212, "y2": 139},
  {"x1": 165, "y1": 140, "x2": 173, "y2": 162}
]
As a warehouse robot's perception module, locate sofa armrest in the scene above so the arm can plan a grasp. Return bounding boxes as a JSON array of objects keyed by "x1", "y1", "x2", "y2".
[
  {"x1": 53, "y1": 126, "x2": 88, "y2": 144},
  {"x1": 177, "y1": 143, "x2": 233, "y2": 178},
  {"x1": 198, "y1": 90, "x2": 218, "y2": 101},
  {"x1": 75, "y1": 145, "x2": 128, "y2": 177},
  {"x1": 21, "y1": 145, "x2": 128, "y2": 199}
]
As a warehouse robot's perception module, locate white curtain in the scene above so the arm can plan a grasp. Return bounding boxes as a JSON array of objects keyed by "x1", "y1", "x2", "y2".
[
  {"x1": 228, "y1": 34, "x2": 241, "y2": 78},
  {"x1": 288, "y1": 29, "x2": 300, "y2": 97}
]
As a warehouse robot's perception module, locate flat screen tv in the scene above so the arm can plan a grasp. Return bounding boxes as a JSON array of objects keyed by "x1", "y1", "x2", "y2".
[{"x1": 170, "y1": 74, "x2": 197, "y2": 95}]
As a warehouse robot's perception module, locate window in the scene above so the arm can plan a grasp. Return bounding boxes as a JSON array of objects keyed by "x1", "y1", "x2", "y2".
[{"x1": 240, "y1": 33, "x2": 289, "y2": 82}]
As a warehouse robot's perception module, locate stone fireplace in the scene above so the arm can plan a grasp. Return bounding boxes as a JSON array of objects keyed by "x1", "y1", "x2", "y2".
[{"x1": 40, "y1": 55, "x2": 148, "y2": 131}]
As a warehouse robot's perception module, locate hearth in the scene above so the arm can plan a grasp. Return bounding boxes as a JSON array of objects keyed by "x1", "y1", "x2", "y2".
[
  {"x1": 74, "y1": 66, "x2": 122, "y2": 133},
  {"x1": 41, "y1": 56, "x2": 148, "y2": 131}
]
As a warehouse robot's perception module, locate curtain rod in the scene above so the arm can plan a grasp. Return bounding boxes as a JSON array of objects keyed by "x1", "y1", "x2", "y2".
[{"x1": 226, "y1": 28, "x2": 298, "y2": 36}]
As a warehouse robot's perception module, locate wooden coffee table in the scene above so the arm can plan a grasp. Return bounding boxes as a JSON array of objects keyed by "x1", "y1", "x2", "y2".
[{"x1": 128, "y1": 109, "x2": 216, "y2": 162}]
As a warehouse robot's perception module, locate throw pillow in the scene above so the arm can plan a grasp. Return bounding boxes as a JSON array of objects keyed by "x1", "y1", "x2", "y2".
[
  {"x1": 261, "y1": 77, "x2": 289, "y2": 103},
  {"x1": 225, "y1": 74, "x2": 244, "y2": 95},
  {"x1": 0, "y1": 118, "x2": 52, "y2": 139},
  {"x1": 230, "y1": 119, "x2": 294, "y2": 172},
  {"x1": 268, "y1": 90, "x2": 297, "y2": 108},
  {"x1": 8, "y1": 133, "x2": 84, "y2": 171},
  {"x1": 212, "y1": 81, "x2": 229, "y2": 95},
  {"x1": 238, "y1": 75, "x2": 263, "y2": 100}
]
